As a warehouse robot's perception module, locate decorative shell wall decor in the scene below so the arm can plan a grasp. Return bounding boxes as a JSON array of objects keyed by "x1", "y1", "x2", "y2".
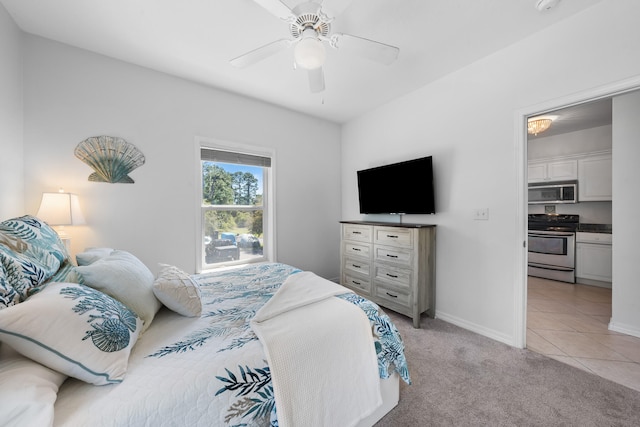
[{"x1": 74, "y1": 136, "x2": 145, "y2": 183}]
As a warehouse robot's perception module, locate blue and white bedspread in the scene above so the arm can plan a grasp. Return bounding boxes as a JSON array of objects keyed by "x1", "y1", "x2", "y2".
[{"x1": 53, "y1": 263, "x2": 410, "y2": 427}]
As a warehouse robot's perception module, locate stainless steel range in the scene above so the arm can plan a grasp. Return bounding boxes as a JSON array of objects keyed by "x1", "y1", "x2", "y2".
[{"x1": 528, "y1": 214, "x2": 579, "y2": 283}]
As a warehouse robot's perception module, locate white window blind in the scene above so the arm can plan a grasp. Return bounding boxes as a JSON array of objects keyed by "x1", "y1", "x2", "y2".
[{"x1": 201, "y1": 148, "x2": 271, "y2": 167}]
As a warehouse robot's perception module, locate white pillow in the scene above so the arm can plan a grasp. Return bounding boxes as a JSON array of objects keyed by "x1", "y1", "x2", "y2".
[
  {"x1": 75, "y1": 250, "x2": 161, "y2": 332},
  {"x1": 153, "y1": 264, "x2": 202, "y2": 317},
  {"x1": 0, "y1": 282, "x2": 142, "y2": 385},
  {"x1": 75, "y1": 247, "x2": 114, "y2": 266},
  {"x1": 0, "y1": 343, "x2": 67, "y2": 427}
]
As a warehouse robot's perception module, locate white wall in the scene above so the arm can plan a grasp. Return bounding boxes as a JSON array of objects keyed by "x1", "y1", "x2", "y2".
[
  {"x1": 341, "y1": 0, "x2": 640, "y2": 345},
  {"x1": 22, "y1": 36, "x2": 342, "y2": 278},
  {"x1": 611, "y1": 90, "x2": 640, "y2": 337},
  {"x1": 0, "y1": 3, "x2": 24, "y2": 218}
]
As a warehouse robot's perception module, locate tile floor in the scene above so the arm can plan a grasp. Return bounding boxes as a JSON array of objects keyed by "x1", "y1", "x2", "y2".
[{"x1": 527, "y1": 276, "x2": 640, "y2": 393}]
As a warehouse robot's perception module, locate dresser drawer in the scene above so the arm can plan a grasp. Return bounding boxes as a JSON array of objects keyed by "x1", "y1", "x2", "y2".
[
  {"x1": 374, "y1": 265, "x2": 411, "y2": 288},
  {"x1": 340, "y1": 221, "x2": 436, "y2": 329},
  {"x1": 374, "y1": 227, "x2": 413, "y2": 248},
  {"x1": 376, "y1": 283, "x2": 411, "y2": 307},
  {"x1": 343, "y1": 241, "x2": 371, "y2": 258},
  {"x1": 343, "y1": 257, "x2": 371, "y2": 276},
  {"x1": 374, "y1": 246, "x2": 413, "y2": 266},
  {"x1": 342, "y1": 273, "x2": 371, "y2": 293},
  {"x1": 343, "y1": 224, "x2": 372, "y2": 243}
]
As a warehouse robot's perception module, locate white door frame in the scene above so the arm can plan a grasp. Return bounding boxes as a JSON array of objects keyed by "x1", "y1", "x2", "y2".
[{"x1": 513, "y1": 75, "x2": 640, "y2": 349}]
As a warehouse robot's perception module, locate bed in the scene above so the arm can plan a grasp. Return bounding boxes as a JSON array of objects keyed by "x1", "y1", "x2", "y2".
[{"x1": 0, "y1": 215, "x2": 410, "y2": 427}]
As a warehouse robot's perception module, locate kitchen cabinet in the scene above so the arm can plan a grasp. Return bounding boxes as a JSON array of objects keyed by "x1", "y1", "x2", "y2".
[
  {"x1": 528, "y1": 159, "x2": 577, "y2": 183},
  {"x1": 340, "y1": 221, "x2": 436, "y2": 328},
  {"x1": 578, "y1": 152, "x2": 612, "y2": 201},
  {"x1": 576, "y1": 232, "x2": 612, "y2": 286}
]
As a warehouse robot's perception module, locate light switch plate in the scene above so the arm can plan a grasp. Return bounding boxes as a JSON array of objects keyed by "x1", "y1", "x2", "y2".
[{"x1": 473, "y1": 208, "x2": 489, "y2": 220}]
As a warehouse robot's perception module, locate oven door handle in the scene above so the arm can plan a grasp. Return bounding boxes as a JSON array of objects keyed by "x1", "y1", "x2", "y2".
[
  {"x1": 528, "y1": 262, "x2": 574, "y2": 272},
  {"x1": 528, "y1": 232, "x2": 575, "y2": 238}
]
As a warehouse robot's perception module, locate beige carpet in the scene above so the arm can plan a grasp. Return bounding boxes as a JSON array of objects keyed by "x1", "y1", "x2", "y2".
[{"x1": 375, "y1": 311, "x2": 640, "y2": 426}]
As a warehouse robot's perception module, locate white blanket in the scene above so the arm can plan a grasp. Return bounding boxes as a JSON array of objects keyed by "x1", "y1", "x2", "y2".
[{"x1": 251, "y1": 271, "x2": 382, "y2": 427}]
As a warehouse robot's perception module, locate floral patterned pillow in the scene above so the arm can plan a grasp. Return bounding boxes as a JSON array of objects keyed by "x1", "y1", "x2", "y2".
[
  {"x1": 0, "y1": 245, "x2": 53, "y2": 308},
  {"x1": 0, "y1": 282, "x2": 142, "y2": 385},
  {"x1": 0, "y1": 215, "x2": 69, "y2": 265},
  {"x1": 0, "y1": 215, "x2": 71, "y2": 309},
  {"x1": 0, "y1": 263, "x2": 20, "y2": 308}
]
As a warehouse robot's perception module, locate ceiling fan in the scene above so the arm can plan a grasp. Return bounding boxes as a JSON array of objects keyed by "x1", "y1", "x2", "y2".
[{"x1": 230, "y1": 0, "x2": 400, "y2": 93}]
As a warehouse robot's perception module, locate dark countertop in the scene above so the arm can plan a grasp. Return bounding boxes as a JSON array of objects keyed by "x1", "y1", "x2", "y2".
[{"x1": 578, "y1": 223, "x2": 612, "y2": 234}]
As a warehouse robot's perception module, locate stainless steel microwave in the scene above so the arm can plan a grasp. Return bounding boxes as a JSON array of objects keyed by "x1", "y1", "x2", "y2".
[{"x1": 528, "y1": 181, "x2": 578, "y2": 204}]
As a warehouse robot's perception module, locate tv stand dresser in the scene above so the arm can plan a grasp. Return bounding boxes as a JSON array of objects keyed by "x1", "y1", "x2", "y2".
[{"x1": 339, "y1": 221, "x2": 436, "y2": 328}]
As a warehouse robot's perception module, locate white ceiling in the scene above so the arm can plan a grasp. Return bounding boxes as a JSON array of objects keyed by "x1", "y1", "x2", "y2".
[
  {"x1": 2, "y1": 0, "x2": 604, "y2": 124},
  {"x1": 528, "y1": 97, "x2": 612, "y2": 139}
]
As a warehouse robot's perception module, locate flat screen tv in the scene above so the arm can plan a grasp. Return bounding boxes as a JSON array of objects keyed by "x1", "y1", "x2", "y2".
[{"x1": 357, "y1": 156, "x2": 435, "y2": 215}]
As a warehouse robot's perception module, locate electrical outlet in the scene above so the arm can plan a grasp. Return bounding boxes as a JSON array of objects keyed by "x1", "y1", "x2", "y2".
[{"x1": 473, "y1": 208, "x2": 489, "y2": 220}]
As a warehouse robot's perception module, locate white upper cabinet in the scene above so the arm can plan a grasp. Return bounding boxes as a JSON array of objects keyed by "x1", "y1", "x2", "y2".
[
  {"x1": 528, "y1": 159, "x2": 578, "y2": 183},
  {"x1": 578, "y1": 152, "x2": 612, "y2": 201},
  {"x1": 528, "y1": 151, "x2": 612, "y2": 202}
]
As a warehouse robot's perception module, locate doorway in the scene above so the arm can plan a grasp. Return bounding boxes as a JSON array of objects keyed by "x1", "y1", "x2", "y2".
[
  {"x1": 518, "y1": 79, "x2": 640, "y2": 392},
  {"x1": 516, "y1": 76, "x2": 640, "y2": 349}
]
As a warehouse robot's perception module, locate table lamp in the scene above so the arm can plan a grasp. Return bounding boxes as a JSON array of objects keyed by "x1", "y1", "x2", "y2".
[{"x1": 36, "y1": 190, "x2": 86, "y2": 241}]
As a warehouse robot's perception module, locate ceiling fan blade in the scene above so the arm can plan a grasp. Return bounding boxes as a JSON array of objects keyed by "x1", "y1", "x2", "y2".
[
  {"x1": 251, "y1": 0, "x2": 294, "y2": 20},
  {"x1": 318, "y1": 0, "x2": 354, "y2": 18},
  {"x1": 308, "y1": 67, "x2": 325, "y2": 93},
  {"x1": 230, "y1": 39, "x2": 291, "y2": 68},
  {"x1": 332, "y1": 33, "x2": 399, "y2": 65}
]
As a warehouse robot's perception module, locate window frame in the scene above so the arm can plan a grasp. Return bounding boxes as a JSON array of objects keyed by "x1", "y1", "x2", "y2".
[{"x1": 195, "y1": 136, "x2": 276, "y2": 272}]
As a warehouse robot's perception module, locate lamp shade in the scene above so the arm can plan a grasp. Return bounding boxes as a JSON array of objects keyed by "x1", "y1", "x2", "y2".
[{"x1": 37, "y1": 192, "x2": 86, "y2": 226}]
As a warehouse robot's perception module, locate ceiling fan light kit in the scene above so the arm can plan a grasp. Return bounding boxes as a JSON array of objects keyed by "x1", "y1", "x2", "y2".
[
  {"x1": 231, "y1": 0, "x2": 400, "y2": 93},
  {"x1": 294, "y1": 28, "x2": 326, "y2": 70}
]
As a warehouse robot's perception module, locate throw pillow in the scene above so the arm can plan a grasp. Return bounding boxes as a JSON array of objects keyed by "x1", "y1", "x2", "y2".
[
  {"x1": 0, "y1": 261, "x2": 20, "y2": 309},
  {"x1": 0, "y1": 215, "x2": 69, "y2": 266},
  {"x1": 75, "y1": 247, "x2": 114, "y2": 266},
  {"x1": 0, "y1": 343, "x2": 67, "y2": 426},
  {"x1": 0, "y1": 245, "x2": 53, "y2": 308},
  {"x1": 153, "y1": 264, "x2": 202, "y2": 317},
  {"x1": 74, "y1": 250, "x2": 161, "y2": 332},
  {"x1": 0, "y1": 215, "x2": 72, "y2": 307},
  {"x1": 0, "y1": 282, "x2": 142, "y2": 385}
]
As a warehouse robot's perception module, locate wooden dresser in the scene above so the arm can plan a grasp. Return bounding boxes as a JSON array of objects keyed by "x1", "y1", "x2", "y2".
[{"x1": 339, "y1": 221, "x2": 436, "y2": 328}]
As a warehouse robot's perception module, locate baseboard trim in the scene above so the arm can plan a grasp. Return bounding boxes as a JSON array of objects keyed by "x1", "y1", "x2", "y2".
[
  {"x1": 609, "y1": 320, "x2": 640, "y2": 339},
  {"x1": 435, "y1": 311, "x2": 515, "y2": 347},
  {"x1": 576, "y1": 277, "x2": 612, "y2": 288}
]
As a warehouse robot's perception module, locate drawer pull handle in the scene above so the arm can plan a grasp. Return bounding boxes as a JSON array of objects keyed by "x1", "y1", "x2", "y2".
[
  {"x1": 386, "y1": 254, "x2": 398, "y2": 258},
  {"x1": 352, "y1": 281, "x2": 361, "y2": 285},
  {"x1": 386, "y1": 292, "x2": 398, "y2": 298},
  {"x1": 386, "y1": 235, "x2": 398, "y2": 239},
  {"x1": 386, "y1": 273, "x2": 398, "y2": 278},
  {"x1": 352, "y1": 248, "x2": 361, "y2": 251},
  {"x1": 352, "y1": 264, "x2": 361, "y2": 269},
  {"x1": 353, "y1": 231, "x2": 362, "y2": 235}
]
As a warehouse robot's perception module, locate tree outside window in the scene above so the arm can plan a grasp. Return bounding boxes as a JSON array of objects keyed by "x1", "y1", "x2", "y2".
[{"x1": 200, "y1": 147, "x2": 270, "y2": 268}]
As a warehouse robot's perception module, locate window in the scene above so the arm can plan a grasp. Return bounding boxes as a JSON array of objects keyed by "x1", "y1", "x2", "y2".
[{"x1": 197, "y1": 140, "x2": 274, "y2": 271}]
